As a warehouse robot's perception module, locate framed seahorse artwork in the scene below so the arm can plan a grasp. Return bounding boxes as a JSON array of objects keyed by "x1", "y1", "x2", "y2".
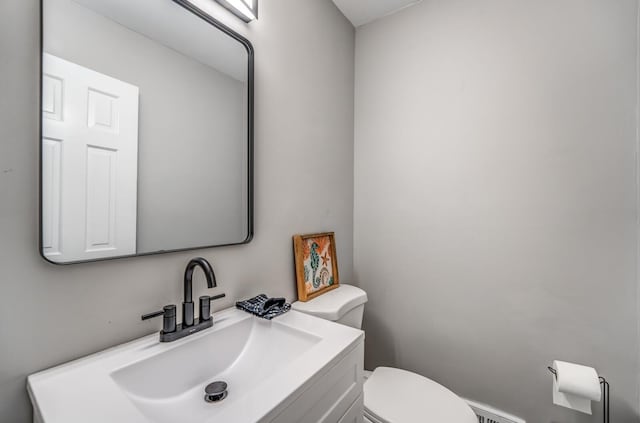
[{"x1": 293, "y1": 232, "x2": 340, "y2": 302}]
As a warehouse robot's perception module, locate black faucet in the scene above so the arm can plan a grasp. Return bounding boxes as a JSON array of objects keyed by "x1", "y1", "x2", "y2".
[
  {"x1": 182, "y1": 257, "x2": 216, "y2": 327},
  {"x1": 142, "y1": 257, "x2": 225, "y2": 342}
]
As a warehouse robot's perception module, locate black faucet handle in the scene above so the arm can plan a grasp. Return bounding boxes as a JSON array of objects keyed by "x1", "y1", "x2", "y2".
[
  {"x1": 209, "y1": 293, "x2": 226, "y2": 302},
  {"x1": 141, "y1": 310, "x2": 164, "y2": 320},
  {"x1": 142, "y1": 305, "x2": 177, "y2": 334},
  {"x1": 199, "y1": 293, "x2": 226, "y2": 323}
]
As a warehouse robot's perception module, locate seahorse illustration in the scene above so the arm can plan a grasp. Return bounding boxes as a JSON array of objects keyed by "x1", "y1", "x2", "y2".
[{"x1": 310, "y1": 242, "x2": 320, "y2": 288}]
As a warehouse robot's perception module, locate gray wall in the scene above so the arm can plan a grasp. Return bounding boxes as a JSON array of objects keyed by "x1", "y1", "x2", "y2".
[
  {"x1": 354, "y1": 0, "x2": 639, "y2": 422},
  {"x1": 0, "y1": 0, "x2": 354, "y2": 421},
  {"x1": 45, "y1": 0, "x2": 248, "y2": 251}
]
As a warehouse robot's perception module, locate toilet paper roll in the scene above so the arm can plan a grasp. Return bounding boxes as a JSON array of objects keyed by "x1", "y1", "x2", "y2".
[{"x1": 552, "y1": 360, "x2": 601, "y2": 415}]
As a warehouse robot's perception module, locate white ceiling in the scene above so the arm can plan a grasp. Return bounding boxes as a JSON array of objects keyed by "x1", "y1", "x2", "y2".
[
  {"x1": 72, "y1": 0, "x2": 247, "y2": 81},
  {"x1": 332, "y1": 0, "x2": 422, "y2": 27}
]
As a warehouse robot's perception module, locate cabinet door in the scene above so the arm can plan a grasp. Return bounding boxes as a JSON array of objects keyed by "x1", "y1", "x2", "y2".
[{"x1": 338, "y1": 394, "x2": 364, "y2": 423}]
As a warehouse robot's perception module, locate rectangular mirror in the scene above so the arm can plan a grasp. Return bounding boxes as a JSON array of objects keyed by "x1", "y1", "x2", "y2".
[{"x1": 40, "y1": 0, "x2": 253, "y2": 264}]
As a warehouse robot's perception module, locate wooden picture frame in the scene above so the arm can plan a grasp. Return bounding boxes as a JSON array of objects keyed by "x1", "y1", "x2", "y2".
[{"x1": 293, "y1": 232, "x2": 340, "y2": 302}]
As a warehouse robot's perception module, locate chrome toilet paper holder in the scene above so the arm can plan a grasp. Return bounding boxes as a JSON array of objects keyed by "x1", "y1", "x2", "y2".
[{"x1": 547, "y1": 366, "x2": 609, "y2": 423}]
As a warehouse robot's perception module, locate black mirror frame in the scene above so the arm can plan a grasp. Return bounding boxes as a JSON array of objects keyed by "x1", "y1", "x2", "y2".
[{"x1": 38, "y1": 0, "x2": 254, "y2": 265}]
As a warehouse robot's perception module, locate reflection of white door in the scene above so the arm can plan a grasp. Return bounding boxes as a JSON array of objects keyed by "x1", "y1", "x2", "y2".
[{"x1": 42, "y1": 53, "x2": 139, "y2": 262}]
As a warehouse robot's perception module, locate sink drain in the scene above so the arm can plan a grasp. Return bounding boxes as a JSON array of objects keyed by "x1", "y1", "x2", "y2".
[{"x1": 204, "y1": 381, "x2": 228, "y2": 403}]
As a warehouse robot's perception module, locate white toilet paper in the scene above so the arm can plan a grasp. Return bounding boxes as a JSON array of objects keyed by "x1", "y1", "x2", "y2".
[{"x1": 552, "y1": 360, "x2": 601, "y2": 415}]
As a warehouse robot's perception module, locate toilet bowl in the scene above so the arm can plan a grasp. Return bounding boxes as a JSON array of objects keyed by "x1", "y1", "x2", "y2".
[{"x1": 292, "y1": 284, "x2": 477, "y2": 423}]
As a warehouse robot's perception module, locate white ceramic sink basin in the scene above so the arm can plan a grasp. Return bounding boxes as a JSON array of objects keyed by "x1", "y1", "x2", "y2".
[{"x1": 28, "y1": 307, "x2": 363, "y2": 423}]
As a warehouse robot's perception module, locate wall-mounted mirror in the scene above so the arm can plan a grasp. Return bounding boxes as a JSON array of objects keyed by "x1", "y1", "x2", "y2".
[{"x1": 40, "y1": 0, "x2": 253, "y2": 264}]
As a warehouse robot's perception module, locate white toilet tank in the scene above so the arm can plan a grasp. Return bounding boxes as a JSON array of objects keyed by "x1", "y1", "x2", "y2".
[{"x1": 291, "y1": 284, "x2": 368, "y2": 329}]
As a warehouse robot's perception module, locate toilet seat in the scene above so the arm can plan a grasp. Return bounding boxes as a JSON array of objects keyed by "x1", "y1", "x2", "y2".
[{"x1": 363, "y1": 367, "x2": 477, "y2": 423}]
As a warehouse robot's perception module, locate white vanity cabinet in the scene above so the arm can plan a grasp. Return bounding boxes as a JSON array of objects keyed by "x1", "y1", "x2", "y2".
[{"x1": 28, "y1": 309, "x2": 364, "y2": 423}]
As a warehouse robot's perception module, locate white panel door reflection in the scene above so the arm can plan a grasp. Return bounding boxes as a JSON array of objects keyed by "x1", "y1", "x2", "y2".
[{"x1": 42, "y1": 53, "x2": 139, "y2": 262}]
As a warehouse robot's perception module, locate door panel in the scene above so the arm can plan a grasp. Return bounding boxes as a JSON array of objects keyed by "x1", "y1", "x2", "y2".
[{"x1": 41, "y1": 137, "x2": 62, "y2": 256}]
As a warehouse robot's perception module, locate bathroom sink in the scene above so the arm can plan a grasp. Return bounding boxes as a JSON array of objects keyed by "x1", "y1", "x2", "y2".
[{"x1": 28, "y1": 308, "x2": 364, "y2": 423}]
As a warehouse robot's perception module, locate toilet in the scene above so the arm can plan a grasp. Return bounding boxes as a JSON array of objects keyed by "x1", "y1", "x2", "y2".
[{"x1": 292, "y1": 284, "x2": 478, "y2": 423}]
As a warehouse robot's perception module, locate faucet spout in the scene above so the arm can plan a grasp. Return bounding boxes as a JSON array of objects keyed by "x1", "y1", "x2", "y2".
[
  {"x1": 184, "y1": 257, "x2": 217, "y2": 303},
  {"x1": 183, "y1": 257, "x2": 217, "y2": 326}
]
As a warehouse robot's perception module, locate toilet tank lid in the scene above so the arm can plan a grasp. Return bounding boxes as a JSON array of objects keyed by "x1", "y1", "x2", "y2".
[{"x1": 291, "y1": 284, "x2": 367, "y2": 321}]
